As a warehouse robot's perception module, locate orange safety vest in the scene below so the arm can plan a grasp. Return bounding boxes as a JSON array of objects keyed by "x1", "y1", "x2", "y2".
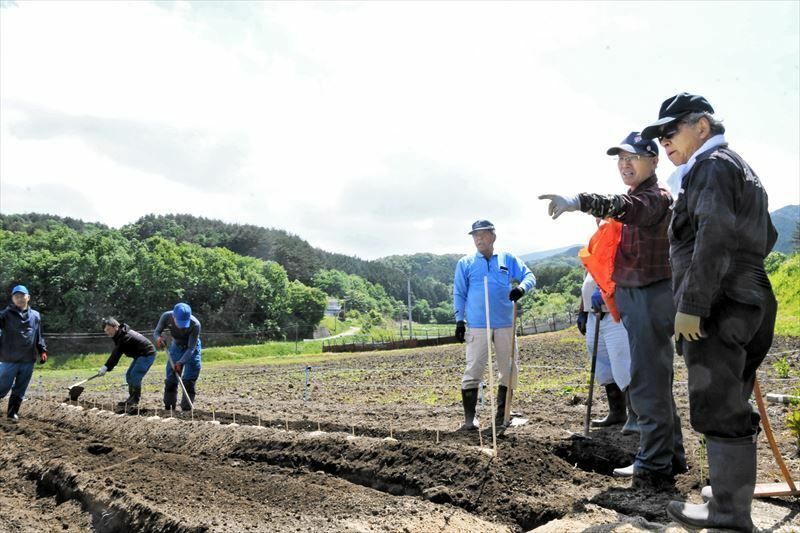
[{"x1": 579, "y1": 219, "x2": 622, "y2": 322}]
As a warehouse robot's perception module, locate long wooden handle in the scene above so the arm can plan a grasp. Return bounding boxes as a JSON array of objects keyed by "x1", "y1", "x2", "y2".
[
  {"x1": 504, "y1": 302, "x2": 518, "y2": 424},
  {"x1": 484, "y1": 277, "x2": 497, "y2": 455},
  {"x1": 583, "y1": 313, "x2": 601, "y2": 437},
  {"x1": 753, "y1": 378, "x2": 797, "y2": 491},
  {"x1": 166, "y1": 347, "x2": 194, "y2": 411}
]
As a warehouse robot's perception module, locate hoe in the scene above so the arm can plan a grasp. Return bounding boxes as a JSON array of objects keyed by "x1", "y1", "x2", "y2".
[{"x1": 67, "y1": 373, "x2": 103, "y2": 402}]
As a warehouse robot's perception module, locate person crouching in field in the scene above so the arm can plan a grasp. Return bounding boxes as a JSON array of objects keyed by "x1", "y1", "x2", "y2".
[
  {"x1": 153, "y1": 303, "x2": 202, "y2": 411},
  {"x1": 96, "y1": 317, "x2": 157, "y2": 409},
  {"x1": 453, "y1": 220, "x2": 535, "y2": 432},
  {"x1": 0, "y1": 285, "x2": 47, "y2": 421}
]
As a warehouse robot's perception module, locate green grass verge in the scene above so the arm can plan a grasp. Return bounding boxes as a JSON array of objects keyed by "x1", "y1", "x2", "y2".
[
  {"x1": 771, "y1": 253, "x2": 800, "y2": 337},
  {"x1": 41, "y1": 341, "x2": 325, "y2": 373}
]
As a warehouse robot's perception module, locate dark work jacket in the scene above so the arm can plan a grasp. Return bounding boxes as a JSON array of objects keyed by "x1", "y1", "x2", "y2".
[
  {"x1": 0, "y1": 305, "x2": 47, "y2": 364},
  {"x1": 669, "y1": 144, "x2": 777, "y2": 317},
  {"x1": 103, "y1": 323, "x2": 157, "y2": 372}
]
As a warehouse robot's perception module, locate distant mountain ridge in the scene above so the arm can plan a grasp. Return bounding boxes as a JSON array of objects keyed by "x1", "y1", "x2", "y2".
[
  {"x1": 520, "y1": 244, "x2": 583, "y2": 264},
  {"x1": 771, "y1": 204, "x2": 799, "y2": 254}
]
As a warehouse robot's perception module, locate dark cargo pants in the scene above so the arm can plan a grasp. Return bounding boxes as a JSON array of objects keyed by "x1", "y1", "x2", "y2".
[{"x1": 679, "y1": 292, "x2": 777, "y2": 438}]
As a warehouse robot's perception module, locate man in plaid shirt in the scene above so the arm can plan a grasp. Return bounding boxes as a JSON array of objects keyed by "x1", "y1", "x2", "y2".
[{"x1": 539, "y1": 131, "x2": 686, "y2": 489}]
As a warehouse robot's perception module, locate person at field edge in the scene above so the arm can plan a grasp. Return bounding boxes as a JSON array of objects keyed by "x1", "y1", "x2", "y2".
[
  {"x1": 97, "y1": 317, "x2": 157, "y2": 408},
  {"x1": 153, "y1": 303, "x2": 201, "y2": 411},
  {"x1": 453, "y1": 220, "x2": 536, "y2": 432},
  {"x1": 0, "y1": 285, "x2": 47, "y2": 421},
  {"x1": 539, "y1": 131, "x2": 687, "y2": 490},
  {"x1": 640, "y1": 92, "x2": 777, "y2": 532},
  {"x1": 577, "y1": 271, "x2": 638, "y2": 435}
]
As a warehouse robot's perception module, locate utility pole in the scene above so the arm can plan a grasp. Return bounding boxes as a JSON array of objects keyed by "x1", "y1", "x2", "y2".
[{"x1": 407, "y1": 277, "x2": 413, "y2": 338}]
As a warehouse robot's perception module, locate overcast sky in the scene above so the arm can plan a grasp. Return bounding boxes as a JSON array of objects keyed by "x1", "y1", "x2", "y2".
[{"x1": 1, "y1": 1, "x2": 798, "y2": 260}]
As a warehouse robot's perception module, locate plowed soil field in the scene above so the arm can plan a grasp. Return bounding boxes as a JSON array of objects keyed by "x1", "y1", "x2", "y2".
[{"x1": 2, "y1": 329, "x2": 799, "y2": 532}]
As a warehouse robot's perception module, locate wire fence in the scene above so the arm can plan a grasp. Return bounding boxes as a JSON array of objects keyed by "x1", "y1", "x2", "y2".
[{"x1": 322, "y1": 311, "x2": 577, "y2": 352}]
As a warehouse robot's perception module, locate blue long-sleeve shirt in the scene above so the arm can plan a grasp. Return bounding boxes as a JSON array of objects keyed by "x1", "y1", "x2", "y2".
[{"x1": 453, "y1": 251, "x2": 536, "y2": 328}]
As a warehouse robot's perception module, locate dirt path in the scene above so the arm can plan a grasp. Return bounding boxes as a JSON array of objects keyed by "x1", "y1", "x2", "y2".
[{"x1": 3, "y1": 330, "x2": 799, "y2": 532}]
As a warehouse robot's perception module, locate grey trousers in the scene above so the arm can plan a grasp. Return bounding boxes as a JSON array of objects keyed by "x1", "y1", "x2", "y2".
[{"x1": 617, "y1": 280, "x2": 686, "y2": 475}]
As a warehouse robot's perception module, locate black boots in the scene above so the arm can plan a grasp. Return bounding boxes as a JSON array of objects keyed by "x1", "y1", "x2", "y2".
[
  {"x1": 180, "y1": 380, "x2": 196, "y2": 411},
  {"x1": 457, "y1": 388, "x2": 479, "y2": 431},
  {"x1": 6, "y1": 395, "x2": 22, "y2": 421},
  {"x1": 621, "y1": 387, "x2": 640, "y2": 435},
  {"x1": 118, "y1": 385, "x2": 141, "y2": 408},
  {"x1": 495, "y1": 385, "x2": 509, "y2": 428},
  {"x1": 667, "y1": 434, "x2": 757, "y2": 532},
  {"x1": 591, "y1": 383, "x2": 626, "y2": 427},
  {"x1": 164, "y1": 380, "x2": 178, "y2": 410}
]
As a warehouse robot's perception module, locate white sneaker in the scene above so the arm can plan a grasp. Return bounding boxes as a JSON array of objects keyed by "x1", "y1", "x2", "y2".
[{"x1": 613, "y1": 464, "x2": 634, "y2": 477}]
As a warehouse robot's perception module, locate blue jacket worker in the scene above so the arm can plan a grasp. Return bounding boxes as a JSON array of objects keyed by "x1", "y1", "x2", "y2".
[
  {"x1": 453, "y1": 220, "x2": 535, "y2": 432},
  {"x1": 641, "y1": 93, "x2": 778, "y2": 532},
  {"x1": 97, "y1": 317, "x2": 157, "y2": 408},
  {"x1": 153, "y1": 302, "x2": 201, "y2": 411},
  {"x1": 0, "y1": 285, "x2": 47, "y2": 421}
]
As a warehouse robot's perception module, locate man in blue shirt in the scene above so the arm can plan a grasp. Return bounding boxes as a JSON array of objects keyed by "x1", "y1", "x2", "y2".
[
  {"x1": 453, "y1": 220, "x2": 535, "y2": 431},
  {"x1": 153, "y1": 302, "x2": 202, "y2": 411},
  {"x1": 0, "y1": 285, "x2": 47, "y2": 421}
]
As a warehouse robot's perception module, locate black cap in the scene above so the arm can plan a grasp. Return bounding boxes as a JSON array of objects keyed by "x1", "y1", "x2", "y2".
[
  {"x1": 641, "y1": 93, "x2": 715, "y2": 140},
  {"x1": 606, "y1": 131, "x2": 659, "y2": 156},
  {"x1": 468, "y1": 219, "x2": 495, "y2": 234}
]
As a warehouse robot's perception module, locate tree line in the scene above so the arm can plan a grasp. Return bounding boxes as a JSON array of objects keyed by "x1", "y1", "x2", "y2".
[{"x1": 0, "y1": 213, "x2": 595, "y2": 338}]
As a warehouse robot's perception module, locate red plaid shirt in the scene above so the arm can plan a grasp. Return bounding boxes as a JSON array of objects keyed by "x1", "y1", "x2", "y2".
[{"x1": 578, "y1": 176, "x2": 673, "y2": 288}]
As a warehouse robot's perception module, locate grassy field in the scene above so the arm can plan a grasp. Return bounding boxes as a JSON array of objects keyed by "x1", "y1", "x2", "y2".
[{"x1": 772, "y1": 253, "x2": 800, "y2": 337}]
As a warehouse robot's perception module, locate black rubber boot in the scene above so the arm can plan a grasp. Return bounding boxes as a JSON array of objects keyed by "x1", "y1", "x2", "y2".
[
  {"x1": 180, "y1": 380, "x2": 196, "y2": 411},
  {"x1": 495, "y1": 385, "x2": 508, "y2": 428},
  {"x1": 620, "y1": 387, "x2": 640, "y2": 435},
  {"x1": 7, "y1": 395, "x2": 22, "y2": 422},
  {"x1": 457, "y1": 388, "x2": 479, "y2": 431},
  {"x1": 591, "y1": 383, "x2": 626, "y2": 427},
  {"x1": 164, "y1": 380, "x2": 178, "y2": 410},
  {"x1": 667, "y1": 434, "x2": 757, "y2": 532},
  {"x1": 118, "y1": 385, "x2": 142, "y2": 408}
]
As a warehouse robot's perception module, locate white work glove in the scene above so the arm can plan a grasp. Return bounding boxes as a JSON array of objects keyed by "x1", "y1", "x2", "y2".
[
  {"x1": 538, "y1": 194, "x2": 581, "y2": 220},
  {"x1": 674, "y1": 312, "x2": 705, "y2": 342},
  {"x1": 97, "y1": 365, "x2": 108, "y2": 376}
]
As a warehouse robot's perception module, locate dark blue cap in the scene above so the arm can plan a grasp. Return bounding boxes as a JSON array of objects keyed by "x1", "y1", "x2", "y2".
[
  {"x1": 606, "y1": 132, "x2": 659, "y2": 157},
  {"x1": 173, "y1": 302, "x2": 192, "y2": 328},
  {"x1": 11, "y1": 285, "x2": 29, "y2": 296},
  {"x1": 642, "y1": 92, "x2": 715, "y2": 140},
  {"x1": 469, "y1": 220, "x2": 495, "y2": 234}
]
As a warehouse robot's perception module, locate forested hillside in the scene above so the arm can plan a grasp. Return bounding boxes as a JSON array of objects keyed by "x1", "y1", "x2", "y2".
[
  {"x1": 121, "y1": 214, "x2": 458, "y2": 311},
  {"x1": 0, "y1": 214, "x2": 405, "y2": 338}
]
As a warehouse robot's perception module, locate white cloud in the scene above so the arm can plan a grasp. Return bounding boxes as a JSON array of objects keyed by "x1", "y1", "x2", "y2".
[{"x1": 1, "y1": 1, "x2": 798, "y2": 259}]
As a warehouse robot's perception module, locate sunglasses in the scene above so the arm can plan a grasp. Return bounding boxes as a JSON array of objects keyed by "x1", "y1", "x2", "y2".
[{"x1": 658, "y1": 121, "x2": 684, "y2": 141}]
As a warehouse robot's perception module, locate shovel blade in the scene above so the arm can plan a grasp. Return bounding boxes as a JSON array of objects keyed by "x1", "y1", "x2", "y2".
[{"x1": 68, "y1": 385, "x2": 85, "y2": 402}]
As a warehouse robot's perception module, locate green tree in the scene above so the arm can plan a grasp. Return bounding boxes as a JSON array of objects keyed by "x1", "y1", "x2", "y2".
[{"x1": 286, "y1": 280, "x2": 327, "y2": 338}]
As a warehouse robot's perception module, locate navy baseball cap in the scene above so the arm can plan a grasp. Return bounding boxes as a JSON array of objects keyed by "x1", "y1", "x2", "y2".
[
  {"x1": 469, "y1": 220, "x2": 495, "y2": 234},
  {"x1": 11, "y1": 285, "x2": 29, "y2": 296},
  {"x1": 173, "y1": 302, "x2": 192, "y2": 328},
  {"x1": 606, "y1": 132, "x2": 659, "y2": 157},
  {"x1": 641, "y1": 92, "x2": 715, "y2": 140}
]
